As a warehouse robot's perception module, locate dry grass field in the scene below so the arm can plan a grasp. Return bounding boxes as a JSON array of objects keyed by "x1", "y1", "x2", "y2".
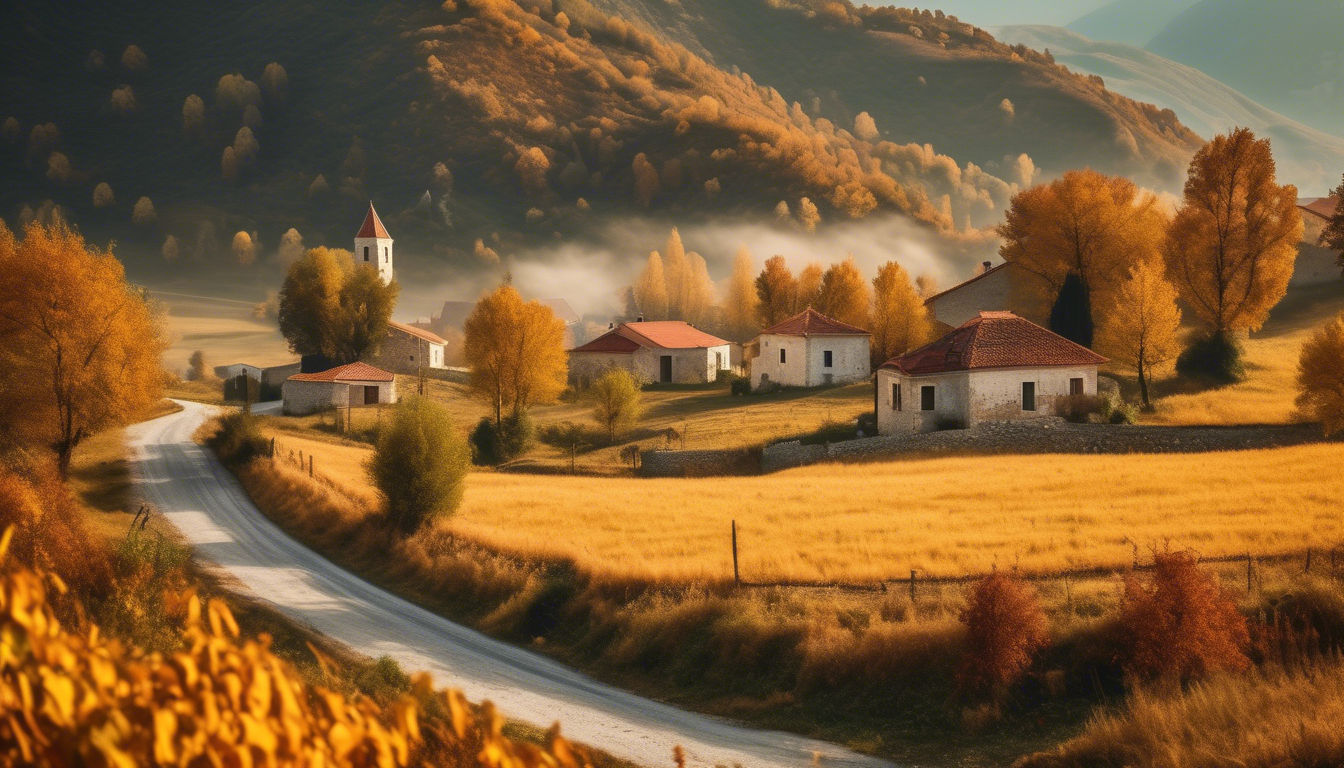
[
  {"x1": 153, "y1": 291, "x2": 293, "y2": 377},
  {"x1": 264, "y1": 425, "x2": 1344, "y2": 583}
]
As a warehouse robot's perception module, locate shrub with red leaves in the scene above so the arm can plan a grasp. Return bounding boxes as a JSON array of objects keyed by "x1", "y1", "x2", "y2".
[
  {"x1": 1119, "y1": 551, "x2": 1249, "y2": 682},
  {"x1": 957, "y1": 572, "x2": 1050, "y2": 700}
]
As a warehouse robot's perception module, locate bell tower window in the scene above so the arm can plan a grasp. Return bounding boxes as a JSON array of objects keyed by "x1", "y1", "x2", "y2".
[{"x1": 363, "y1": 246, "x2": 369, "y2": 261}]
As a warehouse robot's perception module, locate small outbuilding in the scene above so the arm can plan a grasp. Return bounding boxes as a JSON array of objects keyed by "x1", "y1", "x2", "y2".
[
  {"x1": 749, "y1": 309, "x2": 871, "y2": 390},
  {"x1": 568, "y1": 321, "x2": 730, "y2": 385},
  {"x1": 876, "y1": 311, "x2": 1106, "y2": 435},
  {"x1": 282, "y1": 362, "x2": 396, "y2": 416},
  {"x1": 213, "y1": 363, "x2": 262, "y2": 381},
  {"x1": 362, "y1": 321, "x2": 448, "y2": 374}
]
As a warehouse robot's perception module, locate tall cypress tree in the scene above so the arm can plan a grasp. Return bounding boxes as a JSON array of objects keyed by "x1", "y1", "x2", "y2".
[{"x1": 1050, "y1": 272, "x2": 1093, "y2": 348}]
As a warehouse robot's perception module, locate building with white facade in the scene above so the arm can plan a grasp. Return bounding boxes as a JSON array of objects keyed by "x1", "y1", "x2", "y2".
[
  {"x1": 924, "y1": 261, "x2": 1012, "y2": 330},
  {"x1": 876, "y1": 311, "x2": 1106, "y2": 435},
  {"x1": 353, "y1": 203, "x2": 393, "y2": 284},
  {"x1": 568, "y1": 321, "x2": 730, "y2": 385},
  {"x1": 282, "y1": 361, "x2": 396, "y2": 415},
  {"x1": 748, "y1": 309, "x2": 870, "y2": 390}
]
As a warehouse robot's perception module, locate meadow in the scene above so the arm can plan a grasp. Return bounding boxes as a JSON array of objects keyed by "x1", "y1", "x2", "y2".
[{"x1": 153, "y1": 291, "x2": 293, "y2": 377}]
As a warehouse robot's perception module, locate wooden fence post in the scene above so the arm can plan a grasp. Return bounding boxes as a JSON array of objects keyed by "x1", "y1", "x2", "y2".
[
  {"x1": 1305, "y1": 548, "x2": 1312, "y2": 574},
  {"x1": 910, "y1": 570, "x2": 916, "y2": 603},
  {"x1": 309, "y1": 455, "x2": 313, "y2": 478},
  {"x1": 269, "y1": 437, "x2": 275, "y2": 460},
  {"x1": 1247, "y1": 552, "x2": 1253, "y2": 594},
  {"x1": 731, "y1": 520, "x2": 740, "y2": 587}
]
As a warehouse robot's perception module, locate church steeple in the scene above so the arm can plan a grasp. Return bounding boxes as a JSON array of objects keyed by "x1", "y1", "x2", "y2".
[{"x1": 353, "y1": 202, "x2": 393, "y2": 284}]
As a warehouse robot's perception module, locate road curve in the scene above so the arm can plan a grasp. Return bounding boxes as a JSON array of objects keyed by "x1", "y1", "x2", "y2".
[{"x1": 128, "y1": 401, "x2": 897, "y2": 768}]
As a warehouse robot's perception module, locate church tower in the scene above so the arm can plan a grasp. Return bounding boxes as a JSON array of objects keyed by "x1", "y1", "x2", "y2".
[{"x1": 353, "y1": 202, "x2": 393, "y2": 284}]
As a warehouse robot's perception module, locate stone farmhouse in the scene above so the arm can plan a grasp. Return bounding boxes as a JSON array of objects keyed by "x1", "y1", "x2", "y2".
[
  {"x1": 924, "y1": 260, "x2": 1011, "y2": 331},
  {"x1": 876, "y1": 311, "x2": 1106, "y2": 435},
  {"x1": 362, "y1": 320, "x2": 447, "y2": 375},
  {"x1": 748, "y1": 309, "x2": 871, "y2": 390},
  {"x1": 282, "y1": 361, "x2": 396, "y2": 416},
  {"x1": 1294, "y1": 196, "x2": 1341, "y2": 287},
  {"x1": 569, "y1": 321, "x2": 731, "y2": 385}
]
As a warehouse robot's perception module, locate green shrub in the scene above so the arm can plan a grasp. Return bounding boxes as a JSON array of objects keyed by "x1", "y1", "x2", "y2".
[
  {"x1": 208, "y1": 411, "x2": 270, "y2": 464},
  {"x1": 366, "y1": 396, "x2": 469, "y2": 533},
  {"x1": 1057, "y1": 394, "x2": 1108, "y2": 423},
  {"x1": 589, "y1": 367, "x2": 644, "y2": 442},
  {"x1": 1177, "y1": 331, "x2": 1245, "y2": 384},
  {"x1": 1109, "y1": 401, "x2": 1137, "y2": 424},
  {"x1": 469, "y1": 412, "x2": 535, "y2": 465},
  {"x1": 539, "y1": 420, "x2": 592, "y2": 450}
]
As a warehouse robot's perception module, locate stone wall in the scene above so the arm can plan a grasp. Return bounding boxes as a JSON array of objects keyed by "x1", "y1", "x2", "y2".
[
  {"x1": 364, "y1": 328, "x2": 445, "y2": 375},
  {"x1": 927, "y1": 265, "x2": 1012, "y2": 328},
  {"x1": 640, "y1": 447, "x2": 760, "y2": 477}
]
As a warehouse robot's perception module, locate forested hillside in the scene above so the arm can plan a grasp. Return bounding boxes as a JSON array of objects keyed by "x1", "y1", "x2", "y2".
[{"x1": 1, "y1": 0, "x2": 1201, "y2": 286}]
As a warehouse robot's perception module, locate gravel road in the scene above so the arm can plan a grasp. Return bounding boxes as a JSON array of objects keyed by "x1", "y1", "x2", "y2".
[{"x1": 128, "y1": 401, "x2": 896, "y2": 768}]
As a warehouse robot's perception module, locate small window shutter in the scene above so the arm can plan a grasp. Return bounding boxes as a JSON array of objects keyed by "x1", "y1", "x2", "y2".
[{"x1": 921, "y1": 385, "x2": 935, "y2": 411}]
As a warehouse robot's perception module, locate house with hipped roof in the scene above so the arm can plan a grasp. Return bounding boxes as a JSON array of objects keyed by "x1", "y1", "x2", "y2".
[
  {"x1": 362, "y1": 320, "x2": 448, "y2": 375},
  {"x1": 876, "y1": 311, "x2": 1106, "y2": 435},
  {"x1": 282, "y1": 362, "x2": 396, "y2": 415},
  {"x1": 748, "y1": 308, "x2": 871, "y2": 390},
  {"x1": 568, "y1": 320, "x2": 730, "y2": 385}
]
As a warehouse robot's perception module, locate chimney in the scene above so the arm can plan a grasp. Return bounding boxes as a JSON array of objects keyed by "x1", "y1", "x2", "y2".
[
  {"x1": 608, "y1": 322, "x2": 614, "y2": 330},
  {"x1": 982, "y1": 261, "x2": 992, "y2": 272},
  {"x1": 637, "y1": 315, "x2": 644, "y2": 323}
]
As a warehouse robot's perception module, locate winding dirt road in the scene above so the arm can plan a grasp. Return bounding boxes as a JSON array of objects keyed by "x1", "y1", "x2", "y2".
[{"x1": 129, "y1": 401, "x2": 897, "y2": 768}]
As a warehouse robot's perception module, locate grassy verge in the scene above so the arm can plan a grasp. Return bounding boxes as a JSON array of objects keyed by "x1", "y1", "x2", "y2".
[{"x1": 213, "y1": 414, "x2": 1344, "y2": 766}]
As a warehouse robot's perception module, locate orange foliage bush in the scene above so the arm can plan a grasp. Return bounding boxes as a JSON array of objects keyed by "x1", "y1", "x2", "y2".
[
  {"x1": 0, "y1": 527, "x2": 593, "y2": 768},
  {"x1": 956, "y1": 573, "x2": 1049, "y2": 699},
  {"x1": 1118, "y1": 551, "x2": 1249, "y2": 683}
]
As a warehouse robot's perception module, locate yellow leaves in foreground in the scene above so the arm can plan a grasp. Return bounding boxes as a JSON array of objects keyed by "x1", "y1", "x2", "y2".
[{"x1": 0, "y1": 529, "x2": 589, "y2": 768}]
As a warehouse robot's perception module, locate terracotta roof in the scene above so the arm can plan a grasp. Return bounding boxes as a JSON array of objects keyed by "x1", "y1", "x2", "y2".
[
  {"x1": 388, "y1": 320, "x2": 445, "y2": 345},
  {"x1": 1299, "y1": 196, "x2": 1338, "y2": 220},
  {"x1": 881, "y1": 311, "x2": 1107, "y2": 375},
  {"x1": 355, "y1": 203, "x2": 391, "y2": 239},
  {"x1": 571, "y1": 321, "x2": 728, "y2": 354},
  {"x1": 760, "y1": 308, "x2": 869, "y2": 336},
  {"x1": 922, "y1": 262, "x2": 1008, "y2": 305},
  {"x1": 288, "y1": 361, "x2": 395, "y2": 383}
]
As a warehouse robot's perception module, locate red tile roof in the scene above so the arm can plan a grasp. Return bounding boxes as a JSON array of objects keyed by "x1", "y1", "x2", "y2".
[
  {"x1": 288, "y1": 361, "x2": 395, "y2": 383},
  {"x1": 355, "y1": 203, "x2": 391, "y2": 239},
  {"x1": 1299, "y1": 196, "x2": 1339, "y2": 220},
  {"x1": 389, "y1": 320, "x2": 445, "y2": 345},
  {"x1": 570, "y1": 321, "x2": 728, "y2": 353},
  {"x1": 759, "y1": 308, "x2": 870, "y2": 336},
  {"x1": 922, "y1": 262, "x2": 1007, "y2": 305},
  {"x1": 881, "y1": 311, "x2": 1107, "y2": 375}
]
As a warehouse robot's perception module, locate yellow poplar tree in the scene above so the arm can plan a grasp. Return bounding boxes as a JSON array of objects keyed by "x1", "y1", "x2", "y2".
[
  {"x1": 0, "y1": 221, "x2": 167, "y2": 476},
  {"x1": 754, "y1": 256, "x2": 798, "y2": 328},
  {"x1": 633, "y1": 251, "x2": 669, "y2": 321},
  {"x1": 684, "y1": 252, "x2": 716, "y2": 326},
  {"x1": 816, "y1": 257, "x2": 871, "y2": 330},
  {"x1": 1096, "y1": 261, "x2": 1183, "y2": 408},
  {"x1": 1165, "y1": 128, "x2": 1302, "y2": 335},
  {"x1": 661, "y1": 228, "x2": 691, "y2": 320},
  {"x1": 871, "y1": 260, "x2": 932, "y2": 366},
  {"x1": 794, "y1": 262, "x2": 824, "y2": 314},
  {"x1": 463, "y1": 284, "x2": 567, "y2": 424},
  {"x1": 1296, "y1": 312, "x2": 1344, "y2": 436},
  {"x1": 724, "y1": 245, "x2": 759, "y2": 341}
]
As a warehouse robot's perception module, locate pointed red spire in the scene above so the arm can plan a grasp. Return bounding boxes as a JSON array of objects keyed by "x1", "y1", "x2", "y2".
[{"x1": 355, "y1": 202, "x2": 391, "y2": 239}]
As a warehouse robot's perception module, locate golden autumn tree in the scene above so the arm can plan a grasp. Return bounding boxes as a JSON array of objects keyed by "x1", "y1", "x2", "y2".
[
  {"x1": 1096, "y1": 261, "x2": 1183, "y2": 408},
  {"x1": 463, "y1": 284, "x2": 567, "y2": 425},
  {"x1": 277, "y1": 248, "x2": 399, "y2": 364},
  {"x1": 1296, "y1": 312, "x2": 1344, "y2": 436},
  {"x1": 632, "y1": 250, "x2": 669, "y2": 320},
  {"x1": 724, "y1": 245, "x2": 760, "y2": 341},
  {"x1": 661, "y1": 228, "x2": 691, "y2": 320},
  {"x1": 998, "y1": 169, "x2": 1170, "y2": 324},
  {"x1": 816, "y1": 257, "x2": 871, "y2": 329},
  {"x1": 684, "y1": 252, "x2": 717, "y2": 327},
  {"x1": 1165, "y1": 128, "x2": 1302, "y2": 337},
  {"x1": 794, "y1": 261, "x2": 824, "y2": 314},
  {"x1": 754, "y1": 255, "x2": 798, "y2": 328},
  {"x1": 871, "y1": 260, "x2": 932, "y2": 366},
  {"x1": 0, "y1": 221, "x2": 167, "y2": 476}
]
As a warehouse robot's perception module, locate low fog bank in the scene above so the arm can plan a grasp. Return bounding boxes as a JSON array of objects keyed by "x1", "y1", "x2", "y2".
[{"x1": 398, "y1": 214, "x2": 1000, "y2": 322}]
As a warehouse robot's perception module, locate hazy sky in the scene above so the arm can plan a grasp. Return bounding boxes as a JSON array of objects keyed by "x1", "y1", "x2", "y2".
[{"x1": 884, "y1": 0, "x2": 1113, "y2": 28}]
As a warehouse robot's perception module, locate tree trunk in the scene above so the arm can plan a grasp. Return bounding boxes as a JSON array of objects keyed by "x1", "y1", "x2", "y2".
[{"x1": 1137, "y1": 355, "x2": 1150, "y2": 409}]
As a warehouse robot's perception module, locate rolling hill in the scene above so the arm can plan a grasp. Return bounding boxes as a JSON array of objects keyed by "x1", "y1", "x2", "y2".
[
  {"x1": 995, "y1": 25, "x2": 1344, "y2": 194},
  {"x1": 1066, "y1": 0, "x2": 1199, "y2": 48},
  {"x1": 1145, "y1": 0, "x2": 1344, "y2": 137},
  {"x1": 1, "y1": 0, "x2": 1202, "y2": 294}
]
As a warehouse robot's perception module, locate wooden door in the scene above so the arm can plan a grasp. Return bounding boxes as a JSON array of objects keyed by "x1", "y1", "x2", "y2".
[
  {"x1": 364, "y1": 385, "x2": 379, "y2": 405},
  {"x1": 659, "y1": 355, "x2": 673, "y2": 383}
]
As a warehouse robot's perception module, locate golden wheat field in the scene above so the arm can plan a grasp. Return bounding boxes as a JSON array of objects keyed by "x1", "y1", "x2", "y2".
[{"x1": 266, "y1": 427, "x2": 1344, "y2": 583}]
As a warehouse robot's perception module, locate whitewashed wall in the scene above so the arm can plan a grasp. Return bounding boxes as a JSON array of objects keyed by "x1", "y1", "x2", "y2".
[
  {"x1": 877, "y1": 364, "x2": 1097, "y2": 435},
  {"x1": 751, "y1": 334, "x2": 870, "y2": 389}
]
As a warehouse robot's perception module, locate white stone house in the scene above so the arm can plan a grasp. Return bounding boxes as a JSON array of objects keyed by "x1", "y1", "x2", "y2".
[
  {"x1": 568, "y1": 321, "x2": 730, "y2": 385},
  {"x1": 282, "y1": 362, "x2": 396, "y2": 416},
  {"x1": 876, "y1": 311, "x2": 1107, "y2": 435},
  {"x1": 362, "y1": 321, "x2": 447, "y2": 375},
  {"x1": 924, "y1": 261, "x2": 1011, "y2": 330},
  {"x1": 353, "y1": 202, "x2": 394, "y2": 285},
  {"x1": 749, "y1": 309, "x2": 871, "y2": 390}
]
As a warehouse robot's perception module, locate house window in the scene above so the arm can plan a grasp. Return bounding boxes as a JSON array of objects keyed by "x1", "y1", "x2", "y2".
[
  {"x1": 892, "y1": 382, "x2": 901, "y2": 411},
  {"x1": 363, "y1": 246, "x2": 370, "y2": 261},
  {"x1": 1022, "y1": 381, "x2": 1036, "y2": 411},
  {"x1": 823, "y1": 350, "x2": 833, "y2": 368},
  {"x1": 921, "y1": 385, "x2": 935, "y2": 411},
  {"x1": 409, "y1": 355, "x2": 415, "y2": 361},
  {"x1": 779, "y1": 348, "x2": 786, "y2": 364},
  {"x1": 384, "y1": 247, "x2": 389, "y2": 263},
  {"x1": 1070, "y1": 377, "x2": 1084, "y2": 395}
]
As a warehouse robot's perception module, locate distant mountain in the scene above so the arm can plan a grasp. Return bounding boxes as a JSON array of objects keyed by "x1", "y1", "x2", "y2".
[
  {"x1": 995, "y1": 25, "x2": 1344, "y2": 194},
  {"x1": 0, "y1": 0, "x2": 1201, "y2": 288},
  {"x1": 1066, "y1": 0, "x2": 1199, "y2": 48},
  {"x1": 1145, "y1": 0, "x2": 1344, "y2": 136}
]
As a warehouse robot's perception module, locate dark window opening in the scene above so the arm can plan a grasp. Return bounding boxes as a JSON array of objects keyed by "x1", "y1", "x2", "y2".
[
  {"x1": 892, "y1": 382, "x2": 901, "y2": 411},
  {"x1": 363, "y1": 385, "x2": 379, "y2": 405},
  {"x1": 921, "y1": 385, "x2": 935, "y2": 411},
  {"x1": 659, "y1": 355, "x2": 673, "y2": 383},
  {"x1": 779, "y1": 348, "x2": 786, "y2": 364},
  {"x1": 384, "y1": 247, "x2": 389, "y2": 263},
  {"x1": 363, "y1": 246, "x2": 369, "y2": 261},
  {"x1": 1070, "y1": 377, "x2": 1084, "y2": 395},
  {"x1": 1023, "y1": 381, "x2": 1036, "y2": 411},
  {"x1": 823, "y1": 350, "x2": 833, "y2": 368}
]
